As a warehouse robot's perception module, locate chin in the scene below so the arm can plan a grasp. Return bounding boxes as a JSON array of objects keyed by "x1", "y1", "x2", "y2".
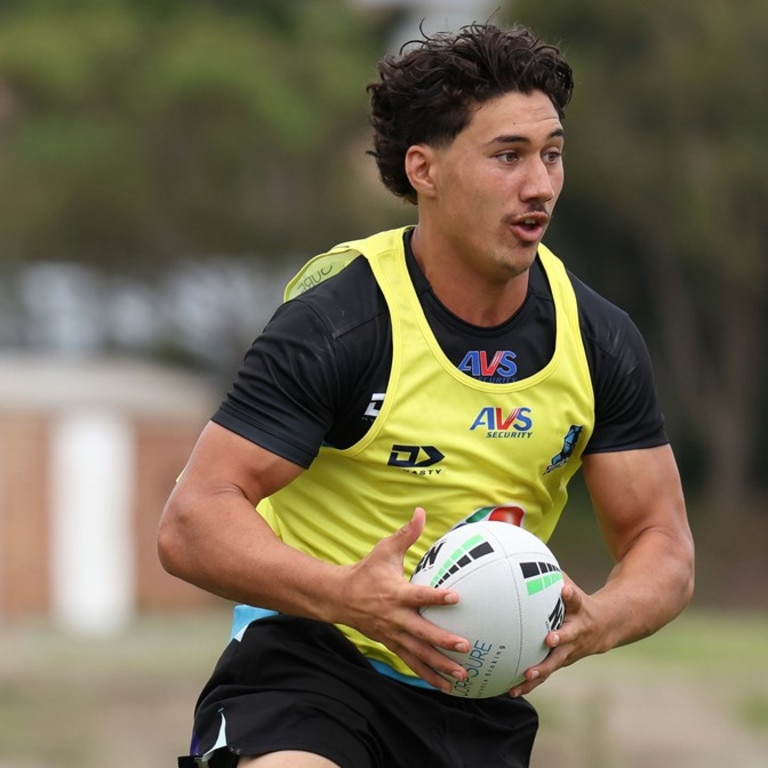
[{"x1": 501, "y1": 248, "x2": 538, "y2": 277}]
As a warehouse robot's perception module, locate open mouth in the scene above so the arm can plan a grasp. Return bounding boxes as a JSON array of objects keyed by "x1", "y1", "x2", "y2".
[{"x1": 509, "y1": 214, "x2": 549, "y2": 242}]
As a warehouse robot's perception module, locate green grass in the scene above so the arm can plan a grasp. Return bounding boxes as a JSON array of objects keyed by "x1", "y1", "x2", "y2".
[
  {"x1": 529, "y1": 609, "x2": 768, "y2": 767},
  {"x1": 610, "y1": 610, "x2": 768, "y2": 671},
  {"x1": 1, "y1": 608, "x2": 766, "y2": 768},
  {"x1": 612, "y1": 610, "x2": 768, "y2": 736},
  {"x1": 741, "y1": 696, "x2": 768, "y2": 731}
]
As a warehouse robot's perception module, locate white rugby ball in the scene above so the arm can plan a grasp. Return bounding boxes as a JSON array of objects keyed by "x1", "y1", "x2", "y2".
[{"x1": 410, "y1": 520, "x2": 564, "y2": 698}]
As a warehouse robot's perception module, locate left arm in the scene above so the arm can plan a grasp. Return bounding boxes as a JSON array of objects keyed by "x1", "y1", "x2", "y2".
[{"x1": 511, "y1": 444, "x2": 695, "y2": 696}]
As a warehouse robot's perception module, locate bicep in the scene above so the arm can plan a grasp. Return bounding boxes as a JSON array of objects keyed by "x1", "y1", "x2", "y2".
[
  {"x1": 175, "y1": 420, "x2": 305, "y2": 507},
  {"x1": 582, "y1": 445, "x2": 691, "y2": 563},
  {"x1": 157, "y1": 422, "x2": 305, "y2": 584}
]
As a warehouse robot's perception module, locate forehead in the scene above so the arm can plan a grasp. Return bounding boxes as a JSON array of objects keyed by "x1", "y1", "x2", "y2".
[{"x1": 463, "y1": 90, "x2": 563, "y2": 142}]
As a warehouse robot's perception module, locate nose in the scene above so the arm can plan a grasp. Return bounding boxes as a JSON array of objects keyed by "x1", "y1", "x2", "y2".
[{"x1": 520, "y1": 157, "x2": 557, "y2": 203}]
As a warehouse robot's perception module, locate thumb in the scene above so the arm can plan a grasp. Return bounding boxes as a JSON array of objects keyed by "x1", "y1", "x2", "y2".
[{"x1": 387, "y1": 506, "x2": 427, "y2": 558}]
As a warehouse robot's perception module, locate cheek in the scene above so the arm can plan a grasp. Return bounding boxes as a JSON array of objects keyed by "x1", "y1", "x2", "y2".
[
  {"x1": 552, "y1": 168, "x2": 565, "y2": 197},
  {"x1": 440, "y1": 165, "x2": 503, "y2": 219}
]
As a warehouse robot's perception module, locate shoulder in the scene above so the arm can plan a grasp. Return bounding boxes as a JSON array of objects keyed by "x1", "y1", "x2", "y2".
[
  {"x1": 285, "y1": 254, "x2": 388, "y2": 339},
  {"x1": 212, "y1": 255, "x2": 390, "y2": 467},
  {"x1": 569, "y1": 271, "x2": 632, "y2": 344},
  {"x1": 261, "y1": 254, "x2": 390, "y2": 402},
  {"x1": 568, "y1": 270, "x2": 650, "y2": 374},
  {"x1": 567, "y1": 270, "x2": 668, "y2": 452}
]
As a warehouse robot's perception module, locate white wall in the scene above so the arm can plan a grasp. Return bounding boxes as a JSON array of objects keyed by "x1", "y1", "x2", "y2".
[{"x1": 49, "y1": 409, "x2": 135, "y2": 634}]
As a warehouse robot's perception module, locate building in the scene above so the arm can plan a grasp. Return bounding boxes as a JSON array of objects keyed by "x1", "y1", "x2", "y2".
[{"x1": 0, "y1": 355, "x2": 222, "y2": 633}]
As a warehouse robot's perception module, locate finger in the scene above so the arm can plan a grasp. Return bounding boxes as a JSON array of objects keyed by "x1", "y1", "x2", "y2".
[
  {"x1": 408, "y1": 610, "x2": 469, "y2": 654},
  {"x1": 396, "y1": 641, "x2": 468, "y2": 692},
  {"x1": 527, "y1": 642, "x2": 566, "y2": 681},
  {"x1": 509, "y1": 677, "x2": 542, "y2": 698},
  {"x1": 407, "y1": 583, "x2": 460, "y2": 608},
  {"x1": 540, "y1": 578, "x2": 581, "y2": 649},
  {"x1": 510, "y1": 647, "x2": 566, "y2": 697},
  {"x1": 402, "y1": 654, "x2": 455, "y2": 694},
  {"x1": 561, "y1": 579, "x2": 580, "y2": 605},
  {"x1": 379, "y1": 506, "x2": 426, "y2": 562},
  {"x1": 400, "y1": 506, "x2": 427, "y2": 547}
]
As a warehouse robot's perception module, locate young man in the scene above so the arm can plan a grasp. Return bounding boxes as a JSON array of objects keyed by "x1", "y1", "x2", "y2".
[{"x1": 159, "y1": 22, "x2": 694, "y2": 768}]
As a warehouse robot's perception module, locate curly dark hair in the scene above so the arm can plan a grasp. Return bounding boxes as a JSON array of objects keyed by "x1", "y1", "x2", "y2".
[{"x1": 367, "y1": 23, "x2": 574, "y2": 204}]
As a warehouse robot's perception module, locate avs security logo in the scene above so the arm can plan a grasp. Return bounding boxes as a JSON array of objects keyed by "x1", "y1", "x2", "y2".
[
  {"x1": 470, "y1": 406, "x2": 533, "y2": 439},
  {"x1": 412, "y1": 531, "x2": 494, "y2": 587},
  {"x1": 458, "y1": 350, "x2": 518, "y2": 382}
]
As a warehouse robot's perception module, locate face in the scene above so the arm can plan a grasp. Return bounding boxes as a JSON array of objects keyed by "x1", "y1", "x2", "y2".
[{"x1": 409, "y1": 90, "x2": 565, "y2": 282}]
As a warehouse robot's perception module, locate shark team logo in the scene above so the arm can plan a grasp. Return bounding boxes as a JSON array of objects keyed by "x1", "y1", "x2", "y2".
[{"x1": 544, "y1": 425, "x2": 583, "y2": 473}]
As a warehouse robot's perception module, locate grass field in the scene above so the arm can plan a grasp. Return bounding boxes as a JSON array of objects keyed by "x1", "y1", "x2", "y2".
[
  {"x1": 0, "y1": 608, "x2": 766, "y2": 768},
  {"x1": 531, "y1": 609, "x2": 768, "y2": 767}
]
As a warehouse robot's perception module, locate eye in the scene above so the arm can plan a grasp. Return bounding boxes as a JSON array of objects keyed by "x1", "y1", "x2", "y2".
[
  {"x1": 543, "y1": 148, "x2": 563, "y2": 164},
  {"x1": 496, "y1": 151, "x2": 519, "y2": 164}
]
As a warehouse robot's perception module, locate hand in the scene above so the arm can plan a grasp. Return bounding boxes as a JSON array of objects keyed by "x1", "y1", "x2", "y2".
[
  {"x1": 339, "y1": 507, "x2": 471, "y2": 693},
  {"x1": 509, "y1": 575, "x2": 603, "y2": 697}
]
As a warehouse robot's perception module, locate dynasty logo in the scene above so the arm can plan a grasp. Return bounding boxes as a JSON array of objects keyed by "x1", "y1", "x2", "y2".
[{"x1": 388, "y1": 444, "x2": 445, "y2": 476}]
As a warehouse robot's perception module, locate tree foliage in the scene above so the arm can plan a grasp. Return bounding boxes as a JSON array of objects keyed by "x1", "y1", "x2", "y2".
[
  {"x1": 2, "y1": 0, "x2": 766, "y2": 518},
  {"x1": 0, "y1": 0, "x2": 401, "y2": 268},
  {"x1": 505, "y1": 0, "x2": 768, "y2": 515}
]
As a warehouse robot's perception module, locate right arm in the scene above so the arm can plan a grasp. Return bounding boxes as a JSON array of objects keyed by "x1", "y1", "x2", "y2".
[{"x1": 157, "y1": 421, "x2": 471, "y2": 691}]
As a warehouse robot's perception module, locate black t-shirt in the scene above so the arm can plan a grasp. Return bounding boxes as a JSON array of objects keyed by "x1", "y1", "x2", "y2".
[{"x1": 215, "y1": 232, "x2": 667, "y2": 468}]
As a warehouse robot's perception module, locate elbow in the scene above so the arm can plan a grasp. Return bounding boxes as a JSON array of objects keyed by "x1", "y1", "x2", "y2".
[
  {"x1": 156, "y1": 501, "x2": 192, "y2": 581},
  {"x1": 674, "y1": 535, "x2": 696, "y2": 614},
  {"x1": 682, "y1": 545, "x2": 696, "y2": 607}
]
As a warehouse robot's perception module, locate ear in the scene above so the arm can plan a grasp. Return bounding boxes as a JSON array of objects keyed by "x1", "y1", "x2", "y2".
[{"x1": 405, "y1": 144, "x2": 438, "y2": 199}]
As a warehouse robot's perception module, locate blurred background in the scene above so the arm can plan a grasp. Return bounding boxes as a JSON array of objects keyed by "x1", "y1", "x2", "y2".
[{"x1": 0, "y1": 1, "x2": 765, "y2": 766}]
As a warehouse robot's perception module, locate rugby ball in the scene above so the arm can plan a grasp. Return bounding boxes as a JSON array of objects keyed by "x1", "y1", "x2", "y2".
[{"x1": 410, "y1": 520, "x2": 564, "y2": 698}]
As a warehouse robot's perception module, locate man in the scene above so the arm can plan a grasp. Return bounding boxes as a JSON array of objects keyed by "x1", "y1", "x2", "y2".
[{"x1": 158, "y1": 22, "x2": 694, "y2": 768}]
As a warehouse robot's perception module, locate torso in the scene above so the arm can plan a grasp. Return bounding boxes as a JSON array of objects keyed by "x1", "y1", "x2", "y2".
[{"x1": 215, "y1": 226, "x2": 670, "y2": 678}]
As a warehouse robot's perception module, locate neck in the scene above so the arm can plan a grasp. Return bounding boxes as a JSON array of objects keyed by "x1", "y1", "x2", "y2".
[{"x1": 410, "y1": 225, "x2": 531, "y2": 327}]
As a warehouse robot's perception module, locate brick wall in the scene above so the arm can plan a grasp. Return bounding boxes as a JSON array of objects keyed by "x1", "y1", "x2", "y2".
[{"x1": 0, "y1": 357, "x2": 225, "y2": 628}]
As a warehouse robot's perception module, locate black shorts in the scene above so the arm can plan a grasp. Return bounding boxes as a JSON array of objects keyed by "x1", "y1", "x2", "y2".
[{"x1": 179, "y1": 615, "x2": 538, "y2": 768}]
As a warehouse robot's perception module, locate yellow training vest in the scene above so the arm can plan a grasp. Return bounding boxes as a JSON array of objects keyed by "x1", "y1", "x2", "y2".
[{"x1": 257, "y1": 227, "x2": 595, "y2": 679}]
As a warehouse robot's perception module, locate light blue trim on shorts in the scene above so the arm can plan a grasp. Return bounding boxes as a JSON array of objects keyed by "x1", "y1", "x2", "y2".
[
  {"x1": 230, "y1": 604, "x2": 437, "y2": 691},
  {"x1": 367, "y1": 659, "x2": 436, "y2": 689},
  {"x1": 231, "y1": 605, "x2": 278, "y2": 641}
]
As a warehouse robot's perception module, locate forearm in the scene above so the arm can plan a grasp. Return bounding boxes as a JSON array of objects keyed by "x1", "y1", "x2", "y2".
[
  {"x1": 157, "y1": 489, "x2": 348, "y2": 622},
  {"x1": 159, "y1": 495, "x2": 473, "y2": 692},
  {"x1": 157, "y1": 422, "x2": 355, "y2": 622},
  {"x1": 582, "y1": 445, "x2": 695, "y2": 653},
  {"x1": 589, "y1": 525, "x2": 695, "y2": 652}
]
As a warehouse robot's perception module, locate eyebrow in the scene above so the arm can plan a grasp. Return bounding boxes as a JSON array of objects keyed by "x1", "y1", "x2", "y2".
[{"x1": 487, "y1": 128, "x2": 565, "y2": 146}]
